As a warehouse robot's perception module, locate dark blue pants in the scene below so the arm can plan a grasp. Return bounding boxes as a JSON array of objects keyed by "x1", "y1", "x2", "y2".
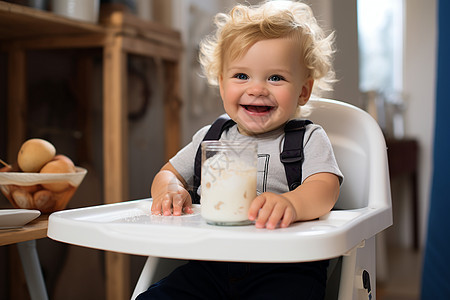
[{"x1": 136, "y1": 260, "x2": 329, "y2": 300}]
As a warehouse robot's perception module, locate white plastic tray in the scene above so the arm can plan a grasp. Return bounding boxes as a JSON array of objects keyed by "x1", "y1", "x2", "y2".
[{"x1": 47, "y1": 198, "x2": 390, "y2": 262}]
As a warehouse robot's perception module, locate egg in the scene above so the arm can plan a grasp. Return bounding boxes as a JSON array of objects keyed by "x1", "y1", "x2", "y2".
[
  {"x1": 12, "y1": 189, "x2": 34, "y2": 209},
  {"x1": 18, "y1": 184, "x2": 40, "y2": 194},
  {"x1": 17, "y1": 138, "x2": 56, "y2": 172},
  {"x1": 33, "y1": 189, "x2": 54, "y2": 212},
  {"x1": 40, "y1": 155, "x2": 76, "y2": 192}
]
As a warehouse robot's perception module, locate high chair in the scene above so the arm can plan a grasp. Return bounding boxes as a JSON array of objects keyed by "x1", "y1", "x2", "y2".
[{"x1": 48, "y1": 99, "x2": 392, "y2": 300}]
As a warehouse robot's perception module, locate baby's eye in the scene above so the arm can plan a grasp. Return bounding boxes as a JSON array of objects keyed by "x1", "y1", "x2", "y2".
[
  {"x1": 268, "y1": 75, "x2": 285, "y2": 82},
  {"x1": 233, "y1": 73, "x2": 248, "y2": 80}
]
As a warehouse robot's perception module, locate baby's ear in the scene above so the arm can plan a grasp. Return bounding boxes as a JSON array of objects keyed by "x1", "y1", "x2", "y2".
[{"x1": 298, "y1": 78, "x2": 314, "y2": 106}]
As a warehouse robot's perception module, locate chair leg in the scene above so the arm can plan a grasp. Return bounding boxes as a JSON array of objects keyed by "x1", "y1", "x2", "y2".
[
  {"x1": 131, "y1": 256, "x2": 160, "y2": 300},
  {"x1": 338, "y1": 239, "x2": 376, "y2": 300},
  {"x1": 17, "y1": 240, "x2": 49, "y2": 300},
  {"x1": 338, "y1": 244, "x2": 359, "y2": 300}
]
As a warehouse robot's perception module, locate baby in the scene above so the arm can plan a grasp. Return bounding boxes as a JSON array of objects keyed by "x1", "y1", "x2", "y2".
[{"x1": 141, "y1": 1, "x2": 343, "y2": 299}]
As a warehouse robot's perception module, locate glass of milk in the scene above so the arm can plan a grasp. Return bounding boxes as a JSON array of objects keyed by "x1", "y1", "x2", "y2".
[{"x1": 200, "y1": 141, "x2": 257, "y2": 225}]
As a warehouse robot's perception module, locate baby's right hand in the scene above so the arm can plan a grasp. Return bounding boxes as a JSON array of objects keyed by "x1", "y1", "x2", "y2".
[
  {"x1": 150, "y1": 170, "x2": 193, "y2": 216},
  {"x1": 151, "y1": 188, "x2": 193, "y2": 216}
]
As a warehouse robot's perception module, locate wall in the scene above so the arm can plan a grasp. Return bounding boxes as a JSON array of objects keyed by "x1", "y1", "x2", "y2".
[
  {"x1": 171, "y1": 0, "x2": 226, "y2": 147},
  {"x1": 328, "y1": 0, "x2": 361, "y2": 105},
  {"x1": 403, "y1": 0, "x2": 436, "y2": 248}
]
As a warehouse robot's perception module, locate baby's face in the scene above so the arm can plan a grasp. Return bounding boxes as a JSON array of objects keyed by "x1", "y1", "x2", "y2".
[{"x1": 219, "y1": 38, "x2": 312, "y2": 136}]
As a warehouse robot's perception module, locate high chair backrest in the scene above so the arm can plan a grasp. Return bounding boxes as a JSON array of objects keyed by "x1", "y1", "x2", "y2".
[
  {"x1": 307, "y1": 98, "x2": 390, "y2": 210},
  {"x1": 127, "y1": 99, "x2": 393, "y2": 300}
]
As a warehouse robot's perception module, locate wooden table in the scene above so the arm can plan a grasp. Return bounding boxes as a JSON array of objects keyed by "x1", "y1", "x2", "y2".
[
  {"x1": 0, "y1": 215, "x2": 49, "y2": 300},
  {"x1": 1, "y1": 2, "x2": 182, "y2": 299},
  {"x1": 0, "y1": 215, "x2": 48, "y2": 247}
]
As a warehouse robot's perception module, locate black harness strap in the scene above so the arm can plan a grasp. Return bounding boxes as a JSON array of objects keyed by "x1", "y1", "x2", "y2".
[
  {"x1": 191, "y1": 114, "x2": 236, "y2": 203},
  {"x1": 190, "y1": 115, "x2": 312, "y2": 203},
  {"x1": 280, "y1": 119, "x2": 313, "y2": 191}
]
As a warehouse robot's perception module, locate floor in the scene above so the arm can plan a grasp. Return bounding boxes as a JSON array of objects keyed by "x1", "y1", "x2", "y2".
[{"x1": 377, "y1": 246, "x2": 423, "y2": 300}]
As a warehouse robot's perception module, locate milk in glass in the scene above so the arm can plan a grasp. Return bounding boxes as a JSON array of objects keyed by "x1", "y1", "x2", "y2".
[{"x1": 200, "y1": 141, "x2": 257, "y2": 225}]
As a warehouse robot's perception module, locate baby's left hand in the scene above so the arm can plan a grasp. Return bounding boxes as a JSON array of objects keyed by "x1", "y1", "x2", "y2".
[{"x1": 248, "y1": 192, "x2": 297, "y2": 230}]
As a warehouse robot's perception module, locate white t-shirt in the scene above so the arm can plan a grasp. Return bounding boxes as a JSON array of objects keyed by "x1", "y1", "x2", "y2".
[{"x1": 170, "y1": 122, "x2": 343, "y2": 196}]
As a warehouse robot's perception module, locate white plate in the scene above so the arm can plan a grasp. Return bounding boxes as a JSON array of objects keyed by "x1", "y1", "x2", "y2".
[{"x1": 0, "y1": 209, "x2": 41, "y2": 229}]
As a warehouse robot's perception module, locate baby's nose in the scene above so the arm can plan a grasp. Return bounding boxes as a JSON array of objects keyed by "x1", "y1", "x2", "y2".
[{"x1": 246, "y1": 82, "x2": 269, "y2": 97}]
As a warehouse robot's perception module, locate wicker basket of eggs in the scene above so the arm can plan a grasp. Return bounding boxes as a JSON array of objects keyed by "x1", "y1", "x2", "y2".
[{"x1": 0, "y1": 138, "x2": 87, "y2": 213}]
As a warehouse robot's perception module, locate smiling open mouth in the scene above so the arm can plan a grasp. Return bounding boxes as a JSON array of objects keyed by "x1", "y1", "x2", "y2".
[{"x1": 241, "y1": 105, "x2": 274, "y2": 113}]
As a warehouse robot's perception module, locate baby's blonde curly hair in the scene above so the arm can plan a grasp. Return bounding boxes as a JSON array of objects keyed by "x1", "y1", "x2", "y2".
[{"x1": 199, "y1": 0, "x2": 336, "y2": 96}]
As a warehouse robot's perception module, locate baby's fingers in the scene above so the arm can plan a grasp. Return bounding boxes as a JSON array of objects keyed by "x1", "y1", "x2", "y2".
[
  {"x1": 172, "y1": 192, "x2": 192, "y2": 216},
  {"x1": 251, "y1": 196, "x2": 275, "y2": 229},
  {"x1": 162, "y1": 194, "x2": 173, "y2": 216},
  {"x1": 248, "y1": 195, "x2": 266, "y2": 221},
  {"x1": 265, "y1": 207, "x2": 285, "y2": 230},
  {"x1": 279, "y1": 209, "x2": 295, "y2": 228},
  {"x1": 151, "y1": 199, "x2": 162, "y2": 215}
]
